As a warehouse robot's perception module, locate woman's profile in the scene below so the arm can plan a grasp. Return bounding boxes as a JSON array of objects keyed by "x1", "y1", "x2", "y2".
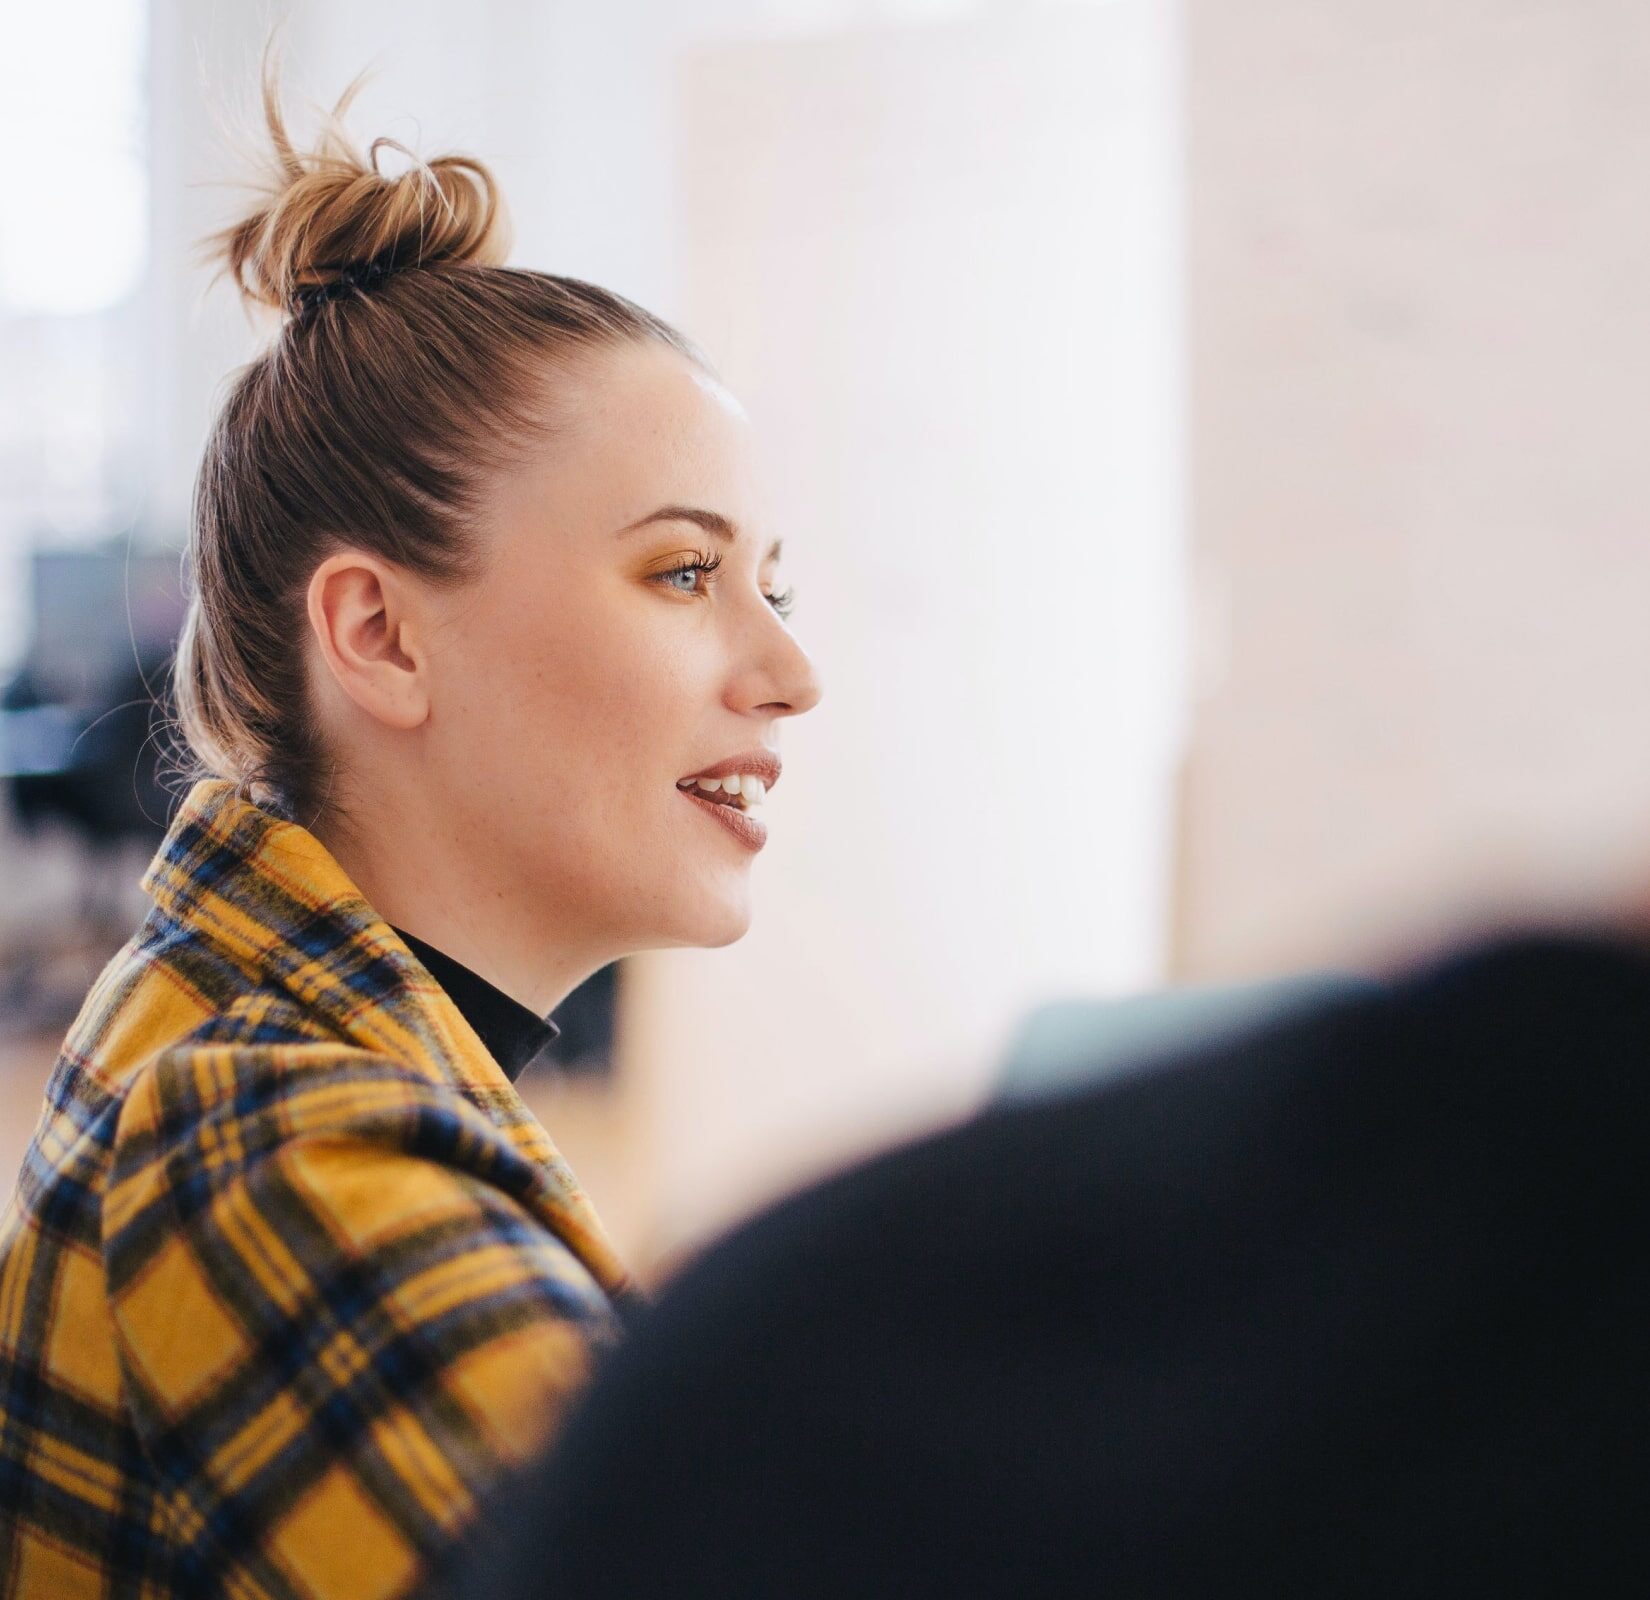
[{"x1": 0, "y1": 44, "x2": 820, "y2": 1600}]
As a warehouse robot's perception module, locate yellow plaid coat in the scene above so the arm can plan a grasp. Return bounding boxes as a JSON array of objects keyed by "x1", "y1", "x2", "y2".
[{"x1": 0, "y1": 778, "x2": 634, "y2": 1598}]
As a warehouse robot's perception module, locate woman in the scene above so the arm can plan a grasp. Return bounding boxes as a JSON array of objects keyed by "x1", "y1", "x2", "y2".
[{"x1": 0, "y1": 56, "x2": 820, "y2": 1600}]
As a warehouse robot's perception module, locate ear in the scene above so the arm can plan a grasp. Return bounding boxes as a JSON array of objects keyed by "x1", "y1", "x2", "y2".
[{"x1": 305, "y1": 551, "x2": 429, "y2": 732}]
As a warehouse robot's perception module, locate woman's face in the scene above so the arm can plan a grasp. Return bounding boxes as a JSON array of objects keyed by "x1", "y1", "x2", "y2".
[{"x1": 418, "y1": 338, "x2": 822, "y2": 964}]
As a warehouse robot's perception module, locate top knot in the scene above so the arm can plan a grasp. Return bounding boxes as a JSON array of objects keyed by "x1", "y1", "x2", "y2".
[
  {"x1": 287, "y1": 254, "x2": 397, "y2": 319},
  {"x1": 202, "y1": 39, "x2": 513, "y2": 320}
]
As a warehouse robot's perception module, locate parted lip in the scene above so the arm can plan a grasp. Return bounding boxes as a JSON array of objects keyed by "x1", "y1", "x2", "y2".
[{"x1": 677, "y1": 748, "x2": 782, "y2": 791}]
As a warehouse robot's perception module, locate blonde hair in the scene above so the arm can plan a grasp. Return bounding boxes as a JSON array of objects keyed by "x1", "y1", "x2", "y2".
[{"x1": 171, "y1": 42, "x2": 704, "y2": 827}]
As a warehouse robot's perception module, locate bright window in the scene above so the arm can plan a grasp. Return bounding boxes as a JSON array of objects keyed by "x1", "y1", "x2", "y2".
[
  {"x1": 0, "y1": 1, "x2": 148, "y2": 315},
  {"x1": 0, "y1": 1, "x2": 149, "y2": 672}
]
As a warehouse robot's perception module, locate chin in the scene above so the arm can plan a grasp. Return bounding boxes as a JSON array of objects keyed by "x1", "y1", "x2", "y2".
[
  {"x1": 696, "y1": 902, "x2": 753, "y2": 949},
  {"x1": 669, "y1": 883, "x2": 753, "y2": 950}
]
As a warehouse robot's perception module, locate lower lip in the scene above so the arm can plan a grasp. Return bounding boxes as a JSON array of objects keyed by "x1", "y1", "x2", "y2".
[{"x1": 680, "y1": 789, "x2": 769, "y2": 852}]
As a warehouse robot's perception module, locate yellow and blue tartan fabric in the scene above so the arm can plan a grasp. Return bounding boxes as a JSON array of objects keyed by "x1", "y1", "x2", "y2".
[{"x1": 0, "y1": 778, "x2": 635, "y2": 1598}]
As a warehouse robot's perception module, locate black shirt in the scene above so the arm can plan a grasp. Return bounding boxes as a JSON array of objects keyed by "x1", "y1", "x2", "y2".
[{"x1": 390, "y1": 924, "x2": 559, "y2": 1084}]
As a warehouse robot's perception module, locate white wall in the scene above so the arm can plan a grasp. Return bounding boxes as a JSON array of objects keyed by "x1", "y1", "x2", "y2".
[
  {"x1": 145, "y1": 0, "x2": 275, "y2": 531},
  {"x1": 1177, "y1": 0, "x2": 1650, "y2": 980},
  {"x1": 632, "y1": 4, "x2": 1184, "y2": 1253}
]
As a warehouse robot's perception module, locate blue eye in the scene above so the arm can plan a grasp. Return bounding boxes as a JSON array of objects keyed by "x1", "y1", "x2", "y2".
[
  {"x1": 655, "y1": 550, "x2": 722, "y2": 596},
  {"x1": 653, "y1": 549, "x2": 798, "y2": 619}
]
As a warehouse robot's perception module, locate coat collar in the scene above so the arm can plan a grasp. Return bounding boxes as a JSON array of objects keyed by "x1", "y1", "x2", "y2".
[
  {"x1": 140, "y1": 777, "x2": 631, "y2": 1298},
  {"x1": 389, "y1": 923, "x2": 562, "y2": 1085}
]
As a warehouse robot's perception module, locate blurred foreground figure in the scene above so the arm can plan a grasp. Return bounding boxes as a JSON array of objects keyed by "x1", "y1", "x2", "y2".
[{"x1": 442, "y1": 924, "x2": 1649, "y2": 1598}]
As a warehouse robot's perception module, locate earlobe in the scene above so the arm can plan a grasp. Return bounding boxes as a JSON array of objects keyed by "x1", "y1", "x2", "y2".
[{"x1": 306, "y1": 553, "x2": 430, "y2": 732}]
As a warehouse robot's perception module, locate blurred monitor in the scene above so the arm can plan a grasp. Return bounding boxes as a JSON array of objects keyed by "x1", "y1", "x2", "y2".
[
  {"x1": 998, "y1": 973, "x2": 1387, "y2": 1104},
  {"x1": 26, "y1": 542, "x2": 186, "y2": 704}
]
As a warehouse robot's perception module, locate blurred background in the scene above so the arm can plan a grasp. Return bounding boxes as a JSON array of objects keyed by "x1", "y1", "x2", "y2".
[{"x1": 1, "y1": 0, "x2": 1646, "y2": 1278}]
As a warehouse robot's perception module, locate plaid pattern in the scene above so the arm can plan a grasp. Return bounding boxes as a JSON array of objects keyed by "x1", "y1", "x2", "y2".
[{"x1": 0, "y1": 779, "x2": 635, "y2": 1598}]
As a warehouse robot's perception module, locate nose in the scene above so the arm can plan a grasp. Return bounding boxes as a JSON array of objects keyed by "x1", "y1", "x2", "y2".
[{"x1": 730, "y1": 606, "x2": 824, "y2": 720}]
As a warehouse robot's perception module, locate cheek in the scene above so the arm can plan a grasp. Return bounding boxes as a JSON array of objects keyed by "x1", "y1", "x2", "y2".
[
  {"x1": 435, "y1": 581, "x2": 755, "y2": 938},
  {"x1": 448, "y1": 584, "x2": 707, "y2": 810}
]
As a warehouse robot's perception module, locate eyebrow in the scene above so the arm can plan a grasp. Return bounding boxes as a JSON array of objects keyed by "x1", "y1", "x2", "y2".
[{"x1": 617, "y1": 504, "x2": 783, "y2": 563}]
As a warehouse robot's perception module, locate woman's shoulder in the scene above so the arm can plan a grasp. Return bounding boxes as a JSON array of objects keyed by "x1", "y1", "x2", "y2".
[
  {"x1": 101, "y1": 1031, "x2": 621, "y2": 1333},
  {"x1": 88, "y1": 1036, "x2": 621, "y2": 1595},
  {"x1": 106, "y1": 1035, "x2": 545, "y2": 1216}
]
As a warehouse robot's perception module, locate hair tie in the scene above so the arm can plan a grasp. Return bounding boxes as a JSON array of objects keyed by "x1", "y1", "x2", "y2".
[{"x1": 289, "y1": 256, "x2": 397, "y2": 319}]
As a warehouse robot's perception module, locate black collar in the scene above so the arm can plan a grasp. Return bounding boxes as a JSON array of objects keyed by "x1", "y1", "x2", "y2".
[{"x1": 390, "y1": 925, "x2": 560, "y2": 1084}]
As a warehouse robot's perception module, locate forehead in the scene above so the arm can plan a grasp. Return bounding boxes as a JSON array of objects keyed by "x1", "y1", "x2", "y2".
[{"x1": 537, "y1": 340, "x2": 762, "y2": 518}]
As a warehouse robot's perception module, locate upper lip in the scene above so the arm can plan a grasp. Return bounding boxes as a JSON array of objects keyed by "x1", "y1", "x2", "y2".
[{"x1": 679, "y1": 748, "x2": 782, "y2": 791}]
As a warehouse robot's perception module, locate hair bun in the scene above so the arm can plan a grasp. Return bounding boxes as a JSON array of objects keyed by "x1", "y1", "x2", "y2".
[{"x1": 205, "y1": 43, "x2": 513, "y2": 317}]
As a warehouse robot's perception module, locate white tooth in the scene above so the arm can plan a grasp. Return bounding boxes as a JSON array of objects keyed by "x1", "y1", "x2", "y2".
[
  {"x1": 696, "y1": 776, "x2": 722, "y2": 793},
  {"x1": 743, "y1": 777, "x2": 766, "y2": 806},
  {"x1": 721, "y1": 774, "x2": 743, "y2": 797}
]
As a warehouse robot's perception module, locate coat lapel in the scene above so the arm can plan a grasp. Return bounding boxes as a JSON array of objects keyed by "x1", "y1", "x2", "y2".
[{"x1": 140, "y1": 777, "x2": 632, "y2": 1300}]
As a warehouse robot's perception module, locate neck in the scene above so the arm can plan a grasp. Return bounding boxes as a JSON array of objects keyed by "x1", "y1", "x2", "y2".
[{"x1": 308, "y1": 788, "x2": 608, "y2": 1016}]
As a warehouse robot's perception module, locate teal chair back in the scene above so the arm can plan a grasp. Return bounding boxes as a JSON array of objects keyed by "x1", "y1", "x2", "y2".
[{"x1": 997, "y1": 973, "x2": 1385, "y2": 1104}]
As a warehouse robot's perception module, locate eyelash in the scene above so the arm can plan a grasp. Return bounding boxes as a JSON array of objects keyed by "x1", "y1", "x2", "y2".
[{"x1": 655, "y1": 549, "x2": 797, "y2": 620}]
